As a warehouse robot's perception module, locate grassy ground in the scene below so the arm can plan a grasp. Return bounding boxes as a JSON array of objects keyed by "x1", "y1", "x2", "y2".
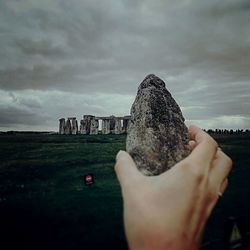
[{"x1": 0, "y1": 133, "x2": 249, "y2": 250}]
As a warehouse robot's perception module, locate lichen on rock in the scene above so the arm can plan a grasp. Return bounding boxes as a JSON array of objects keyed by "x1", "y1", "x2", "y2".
[{"x1": 126, "y1": 74, "x2": 191, "y2": 176}]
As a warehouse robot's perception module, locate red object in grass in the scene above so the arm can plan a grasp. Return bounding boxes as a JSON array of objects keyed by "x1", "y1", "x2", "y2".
[{"x1": 84, "y1": 174, "x2": 94, "y2": 185}]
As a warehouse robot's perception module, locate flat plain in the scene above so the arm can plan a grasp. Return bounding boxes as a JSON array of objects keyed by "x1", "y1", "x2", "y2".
[{"x1": 0, "y1": 133, "x2": 249, "y2": 249}]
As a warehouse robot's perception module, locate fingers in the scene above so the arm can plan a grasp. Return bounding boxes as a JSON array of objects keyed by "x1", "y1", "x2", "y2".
[
  {"x1": 189, "y1": 140, "x2": 197, "y2": 150},
  {"x1": 210, "y1": 150, "x2": 233, "y2": 185},
  {"x1": 187, "y1": 125, "x2": 218, "y2": 165},
  {"x1": 115, "y1": 150, "x2": 142, "y2": 189}
]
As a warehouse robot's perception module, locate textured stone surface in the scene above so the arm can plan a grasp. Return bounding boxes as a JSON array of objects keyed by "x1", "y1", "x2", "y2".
[{"x1": 126, "y1": 74, "x2": 191, "y2": 176}]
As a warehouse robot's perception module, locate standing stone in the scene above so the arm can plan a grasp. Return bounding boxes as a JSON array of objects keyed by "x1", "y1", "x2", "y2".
[
  {"x1": 84, "y1": 115, "x2": 91, "y2": 135},
  {"x1": 114, "y1": 119, "x2": 122, "y2": 134},
  {"x1": 109, "y1": 116, "x2": 116, "y2": 134},
  {"x1": 122, "y1": 117, "x2": 131, "y2": 133},
  {"x1": 83, "y1": 115, "x2": 95, "y2": 135},
  {"x1": 71, "y1": 118, "x2": 78, "y2": 135},
  {"x1": 90, "y1": 119, "x2": 99, "y2": 135},
  {"x1": 80, "y1": 119, "x2": 87, "y2": 134},
  {"x1": 126, "y1": 74, "x2": 191, "y2": 176},
  {"x1": 59, "y1": 118, "x2": 65, "y2": 134},
  {"x1": 65, "y1": 118, "x2": 72, "y2": 135},
  {"x1": 102, "y1": 119, "x2": 110, "y2": 134}
]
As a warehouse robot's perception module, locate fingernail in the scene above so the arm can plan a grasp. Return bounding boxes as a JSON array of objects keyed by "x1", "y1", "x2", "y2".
[
  {"x1": 189, "y1": 124, "x2": 198, "y2": 130},
  {"x1": 116, "y1": 150, "x2": 125, "y2": 161}
]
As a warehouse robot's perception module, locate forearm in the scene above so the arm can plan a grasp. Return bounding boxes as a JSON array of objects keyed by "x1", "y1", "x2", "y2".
[
  {"x1": 128, "y1": 234, "x2": 200, "y2": 250},
  {"x1": 126, "y1": 225, "x2": 201, "y2": 250}
]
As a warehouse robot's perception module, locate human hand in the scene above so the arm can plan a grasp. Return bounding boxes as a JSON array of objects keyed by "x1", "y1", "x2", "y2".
[{"x1": 115, "y1": 125, "x2": 232, "y2": 250}]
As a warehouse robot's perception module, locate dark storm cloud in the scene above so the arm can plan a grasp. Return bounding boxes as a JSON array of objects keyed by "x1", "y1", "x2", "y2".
[
  {"x1": 0, "y1": 0, "x2": 249, "y2": 130},
  {"x1": 0, "y1": 106, "x2": 44, "y2": 125},
  {"x1": 16, "y1": 38, "x2": 66, "y2": 57},
  {"x1": 0, "y1": 90, "x2": 48, "y2": 127}
]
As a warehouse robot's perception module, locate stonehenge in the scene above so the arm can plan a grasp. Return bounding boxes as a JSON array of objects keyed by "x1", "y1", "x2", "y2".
[{"x1": 59, "y1": 115, "x2": 131, "y2": 135}]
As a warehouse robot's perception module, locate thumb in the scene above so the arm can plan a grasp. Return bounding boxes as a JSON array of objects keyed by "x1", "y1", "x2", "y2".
[{"x1": 115, "y1": 150, "x2": 142, "y2": 189}]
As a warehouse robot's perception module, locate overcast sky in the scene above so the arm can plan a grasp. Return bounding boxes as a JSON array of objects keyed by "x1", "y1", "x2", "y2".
[{"x1": 0, "y1": 0, "x2": 249, "y2": 131}]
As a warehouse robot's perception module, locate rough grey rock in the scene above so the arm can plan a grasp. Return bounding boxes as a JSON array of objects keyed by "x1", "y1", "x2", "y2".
[{"x1": 126, "y1": 74, "x2": 191, "y2": 176}]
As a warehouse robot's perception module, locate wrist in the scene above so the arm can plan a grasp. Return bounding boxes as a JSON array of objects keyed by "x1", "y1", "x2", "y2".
[{"x1": 127, "y1": 231, "x2": 200, "y2": 250}]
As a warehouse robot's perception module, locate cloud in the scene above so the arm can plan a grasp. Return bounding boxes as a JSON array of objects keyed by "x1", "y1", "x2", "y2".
[
  {"x1": 16, "y1": 38, "x2": 66, "y2": 57},
  {"x1": 186, "y1": 116, "x2": 250, "y2": 130},
  {"x1": 0, "y1": 89, "x2": 134, "y2": 131},
  {"x1": 0, "y1": 0, "x2": 249, "y2": 130}
]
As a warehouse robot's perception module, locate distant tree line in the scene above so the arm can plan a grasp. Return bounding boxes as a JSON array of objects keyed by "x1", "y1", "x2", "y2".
[{"x1": 204, "y1": 129, "x2": 250, "y2": 135}]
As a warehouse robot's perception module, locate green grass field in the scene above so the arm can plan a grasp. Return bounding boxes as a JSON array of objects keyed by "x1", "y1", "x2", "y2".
[{"x1": 0, "y1": 133, "x2": 250, "y2": 250}]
